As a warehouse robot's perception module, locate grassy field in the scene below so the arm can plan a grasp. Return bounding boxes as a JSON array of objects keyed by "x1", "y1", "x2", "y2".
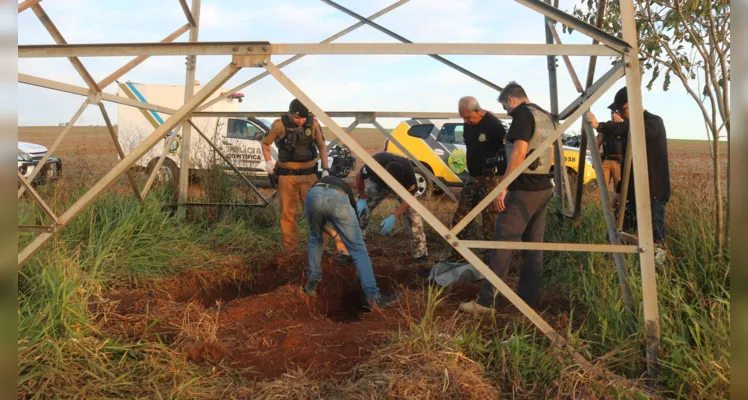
[{"x1": 18, "y1": 126, "x2": 729, "y2": 398}]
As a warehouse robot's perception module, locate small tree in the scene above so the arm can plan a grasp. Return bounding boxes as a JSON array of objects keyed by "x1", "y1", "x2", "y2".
[{"x1": 568, "y1": 0, "x2": 730, "y2": 254}]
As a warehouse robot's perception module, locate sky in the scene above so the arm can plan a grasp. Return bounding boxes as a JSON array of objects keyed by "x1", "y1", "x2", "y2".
[{"x1": 17, "y1": 0, "x2": 716, "y2": 140}]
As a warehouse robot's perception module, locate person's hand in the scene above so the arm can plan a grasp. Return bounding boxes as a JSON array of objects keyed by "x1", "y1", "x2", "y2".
[
  {"x1": 321, "y1": 169, "x2": 330, "y2": 177},
  {"x1": 265, "y1": 160, "x2": 275, "y2": 175},
  {"x1": 356, "y1": 199, "x2": 368, "y2": 217},
  {"x1": 586, "y1": 112, "x2": 599, "y2": 129},
  {"x1": 333, "y1": 234, "x2": 347, "y2": 253},
  {"x1": 379, "y1": 214, "x2": 396, "y2": 235},
  {"x1": 494, "y1": 190, "x2": 508, "y2": 212}
]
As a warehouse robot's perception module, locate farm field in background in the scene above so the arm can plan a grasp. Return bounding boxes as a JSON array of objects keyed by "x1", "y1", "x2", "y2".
[{"x1": 18, "y1": 126, "x2": 729, "y2": 398}]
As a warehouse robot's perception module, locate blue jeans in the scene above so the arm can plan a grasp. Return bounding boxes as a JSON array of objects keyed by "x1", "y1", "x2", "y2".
[{"x1": 305, "y1": 185, "x2": 380, "y2": 300}]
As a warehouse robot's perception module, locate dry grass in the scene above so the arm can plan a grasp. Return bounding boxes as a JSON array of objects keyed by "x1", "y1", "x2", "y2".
[
  {"x1": 175, "y1": 301, "x2": 222, "y2": 345},
  {"x1": 341, "y1": 344, "x2": 500, "y2": 399}
]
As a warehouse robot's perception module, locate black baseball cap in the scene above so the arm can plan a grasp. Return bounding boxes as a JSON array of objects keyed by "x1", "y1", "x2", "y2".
[
  {"x1": 607, "y1": 87, "x2": 628, "y2": 111},
  {"x1": 289, "y1": 99, "x2": 309, "y2": 118}
]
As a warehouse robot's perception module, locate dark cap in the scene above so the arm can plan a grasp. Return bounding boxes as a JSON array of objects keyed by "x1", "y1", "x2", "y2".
[
  {"x1": 289, "y1": 99, "x2": 309, "y2": 118},
  {"x1": 607, "y1": 87, "x2": 628, "y2": 111}
]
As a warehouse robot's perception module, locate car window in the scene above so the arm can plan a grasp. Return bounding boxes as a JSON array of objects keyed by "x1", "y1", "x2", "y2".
[
  {"x1": 227, "y1": 118, "x2": 263, "y2": 140},
  {"x1": 407, "y1": 124, "x2": 434, "y2": 139},
  {"x1": 436, "y1": 123, "x2": 464, "y2": 144}
]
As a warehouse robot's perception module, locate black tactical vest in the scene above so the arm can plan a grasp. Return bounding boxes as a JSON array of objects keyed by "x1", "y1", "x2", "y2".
[
  {"x1": 275, "y1": 115, "x2": 318, "y2": 163},
  {"x1": 602, "y1": 134, "x2": 625, "y2": 157}
]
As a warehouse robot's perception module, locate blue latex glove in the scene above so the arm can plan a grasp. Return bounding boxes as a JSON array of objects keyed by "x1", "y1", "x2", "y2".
[
  {"x1": 379, "y1": 214, "x2": 397, "y2": 235},
  {"x1": 356, "y1": 199, "x2": 368, "y2": 217}
]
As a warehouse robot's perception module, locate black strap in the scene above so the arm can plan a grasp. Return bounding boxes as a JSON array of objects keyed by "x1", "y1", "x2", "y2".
[{"x1": 277, "y1": 166, "x2": 317, "y2": 176}]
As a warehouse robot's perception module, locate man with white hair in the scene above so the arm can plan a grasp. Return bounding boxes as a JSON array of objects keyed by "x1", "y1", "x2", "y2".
[{"x1": 451, "y1": 96, "x2": 507, "y2": 243}]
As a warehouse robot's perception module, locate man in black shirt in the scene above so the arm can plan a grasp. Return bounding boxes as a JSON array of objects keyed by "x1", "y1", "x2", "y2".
[
  {"x1": 595, "y1": 108, "x2": 625, "y2": 197},
  {"x1": 356, "y1": 152, "x2": 428, "y2": 261},
  {"x1": 460, "y1": 82, "x2": 555, "y2": 314},
  {"x1": 451, "y1": 96, "x2": 507, "y2": 241},
  {"x1": 304, "y1": 175, "x2": 400, "y2": 309},
  {"x1": 587, "y1": 86, "x2": 671, "y2": 255}
]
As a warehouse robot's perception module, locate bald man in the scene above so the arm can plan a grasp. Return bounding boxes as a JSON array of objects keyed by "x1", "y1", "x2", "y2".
[{"x1": 451, "y1": 96, "x2": 507, "y2": 242}]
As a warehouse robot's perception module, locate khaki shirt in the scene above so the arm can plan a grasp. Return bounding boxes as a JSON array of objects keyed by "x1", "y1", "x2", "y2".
[{"x1": 262, "y1": 117, "x2": 326, "y2": 169}]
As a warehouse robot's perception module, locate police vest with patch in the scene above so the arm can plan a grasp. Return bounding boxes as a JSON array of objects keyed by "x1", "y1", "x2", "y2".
[
  {"x1": 275, "y1": 115, "x2": 318, "y2": 163},
  {"x1": 505, "y1": 104, "x2": 555, "y2": 175}
]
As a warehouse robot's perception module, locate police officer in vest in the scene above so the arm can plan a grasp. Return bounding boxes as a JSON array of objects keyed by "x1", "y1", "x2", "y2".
[
  {"x1": 262, "y1": 99, "x2": 331, "y2": 253},
  {"x1": 460, "y1": 82, "x2": 555, "y2": 314},
  {"x1": 595, "y1": 107, "x2": 625, "y2": 197}
]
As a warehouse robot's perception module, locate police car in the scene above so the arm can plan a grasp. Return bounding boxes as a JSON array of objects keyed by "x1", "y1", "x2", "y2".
[
  {"x1": 383, "y1": 119, "x2": 596, "y2": 197},
  {"x1": 18, "y1": 141, "x2": 62, "y2": 186}
]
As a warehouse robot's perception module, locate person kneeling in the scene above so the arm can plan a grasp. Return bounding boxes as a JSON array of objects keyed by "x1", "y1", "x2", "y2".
[{"x1": 304, "y1": 174, "x2": 401, "y2": 309}]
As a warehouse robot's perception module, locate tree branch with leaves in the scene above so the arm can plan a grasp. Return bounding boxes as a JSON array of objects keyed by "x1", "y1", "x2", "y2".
[{"x1": 567, "y1": 0, "x2": 730, "y2": 254}]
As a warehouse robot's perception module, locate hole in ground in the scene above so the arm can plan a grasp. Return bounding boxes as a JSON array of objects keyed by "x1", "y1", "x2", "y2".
[
  {"x1": 321, "y1": 288, "x2": 369, "y2": 323},
  {"x1": 197, "y1": 273, "x2": 287, "y2": 308}
]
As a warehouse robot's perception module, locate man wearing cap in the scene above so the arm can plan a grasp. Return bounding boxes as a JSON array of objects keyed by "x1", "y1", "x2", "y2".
[
  {"x1": 459, "y1": 81, "x2": 556, "y2": 314},
  {"x1": 262, "y1": 99, "x2": 330, "y2": 253},
  {"x1": 452, "y1": 96, "x2": 507, "y2": 242},
  {"x1": 303, "y1": 174, "x2": 401, "y2": 309},
  {"x1": 595, "y1": 108, "x2": 625, "y2": 197},
  {"x1": 356, "y1": 152, "x2": 429, "y2": 262},
  {"x1": 587, "y1": 86, "x2": 671, "y2": 261}
]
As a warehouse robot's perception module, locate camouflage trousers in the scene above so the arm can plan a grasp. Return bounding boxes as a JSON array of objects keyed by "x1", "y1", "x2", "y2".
[
  {"x1": 358, "y1": 180, "x2": 428, "y2": 259},
  {"x1": 451, "y1": 175, "x2": 500, "y2": 241}
]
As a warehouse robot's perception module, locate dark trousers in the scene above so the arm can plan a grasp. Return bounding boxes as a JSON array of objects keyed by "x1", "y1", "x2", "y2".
[
  {"x1": 620, "y1": 194, "x2": 670, "y2": 245},
  {"x1": 478, "y1": 188, "x2": 554, "y2": 309}
]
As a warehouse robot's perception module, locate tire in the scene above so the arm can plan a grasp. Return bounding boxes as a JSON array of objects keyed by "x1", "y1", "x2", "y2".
[
  {"x1": 413, "y1": 169, "x2": 433, "y2": 198},
  {"x1": 147, "y1": 158, "x2": 179, "y2": 190}
]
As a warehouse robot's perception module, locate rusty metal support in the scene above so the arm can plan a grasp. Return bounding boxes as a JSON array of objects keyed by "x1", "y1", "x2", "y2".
[
  {"x1": 572, "y1": 0, "x2": 607, "y2": 226},
  {"x1": 17, "y1": 172, "x2": 60, "y2": 225},
  {"x1": 619, "y1": 0, "x2": 661, "y2": 374},
  {"x1": 177, "y1": 0, "x2": 201, "y2": 219},
  {"x1": 18, "y1": 99, "x2": 89, "y2": 199},
  {"x1": 98, "y1": 103, "x2": 144, "y2": 203},
  {"x1": 30, "y1": 4, "x2": 101, "y2": 93},
  {"x1": 18, "y1": 63, "x2": 241, "y2": 267},
  {"x1": 198, "y1": 0, "x2": 410, "y2": 111},
  {"x1": 18, "y1": 0, "x2": 42, "y2": 13},
  {"x1": 178, "y1": 0, "x2": 197, "y2": 26},
  {"x1": 97, "y1": 24, "x2": 191, "y2": 90}
]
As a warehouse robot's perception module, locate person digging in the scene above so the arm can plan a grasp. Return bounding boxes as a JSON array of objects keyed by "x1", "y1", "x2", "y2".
[{"x1": 303, "y1": 174, "x2": 401, "y2": 309}]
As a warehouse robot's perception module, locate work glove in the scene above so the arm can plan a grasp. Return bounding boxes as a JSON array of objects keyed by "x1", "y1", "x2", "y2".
[
  {"x1": 265, "y1": 160, "x2": 275, "y2": 175},
  {"x1": 356, "y1": 199, "x2": 368, "y2": 217},
  {"x1": 321, "y1": 169, "x2": 330, "y2": 177},
  {"x1": 379, "y1": 214, "x2": 396, "y2": 235}
]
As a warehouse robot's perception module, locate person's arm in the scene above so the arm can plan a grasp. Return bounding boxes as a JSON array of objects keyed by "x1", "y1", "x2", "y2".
[
  {"x1": 356, "y1": 169, "x2": 367, "y2": 199},
  {"x1": 596, "y1": 132, "x2": 603, "y2": 148},
  {"x1": 262, "y1": 120, "x2": 282, "y2": 162},
  {"x1": 393, "y1": 201, "x2": 409, "y2": 219},
  {"x1": 313, "y1": 121, "x2": 329, "y2": 170}
]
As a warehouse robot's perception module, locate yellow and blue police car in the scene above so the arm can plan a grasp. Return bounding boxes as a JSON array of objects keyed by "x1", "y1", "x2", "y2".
[{"x1": 383, "y1": 118, "x2": 596, "y2": 197}]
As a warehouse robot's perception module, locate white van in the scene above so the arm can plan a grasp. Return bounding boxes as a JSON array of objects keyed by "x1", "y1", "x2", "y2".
[{"x1": 117, "y1": 82, "x2": 355, "y2": 186}]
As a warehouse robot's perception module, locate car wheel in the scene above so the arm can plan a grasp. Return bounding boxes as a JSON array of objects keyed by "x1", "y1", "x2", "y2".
[
  {"x1": 148, "y1": 158, "x2": 179, "y2": 192},
  {"x1": 413, "y1": 170, "x2": 433, "y2": 198}
]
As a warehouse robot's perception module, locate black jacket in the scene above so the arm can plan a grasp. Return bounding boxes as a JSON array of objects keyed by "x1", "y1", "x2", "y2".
[{"x1": 596, "y1": 111, "x2": 670, "y2": 199}]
